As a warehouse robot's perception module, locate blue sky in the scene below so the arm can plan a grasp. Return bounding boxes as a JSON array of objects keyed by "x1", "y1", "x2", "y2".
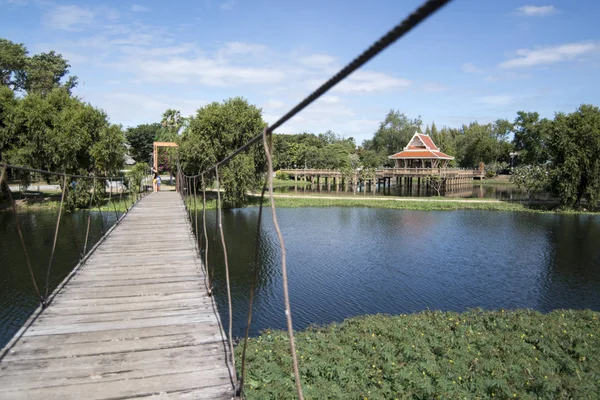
[{"x1": 1, "y1": 0, "x2": 599, "y2": 143}]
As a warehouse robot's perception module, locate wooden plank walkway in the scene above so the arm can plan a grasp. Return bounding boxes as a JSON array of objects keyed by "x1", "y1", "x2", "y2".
[{"x1": 0, "y1": 192, "x2": 236, "y2": 399}]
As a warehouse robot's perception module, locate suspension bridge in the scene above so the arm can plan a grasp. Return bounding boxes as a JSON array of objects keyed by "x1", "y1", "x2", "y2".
[
  {"x1": 0, "y1": 1, "x2": 453, "y2": 398},
  {"x1": 0, "y1": 190, "x2": 236, "y2": 399}
]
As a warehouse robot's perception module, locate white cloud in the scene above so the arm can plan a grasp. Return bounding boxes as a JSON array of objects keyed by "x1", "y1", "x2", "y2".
[
  {"x1": 217, "y1": 42, "x2": 268, "y2": 57},
  {"x1": 334, "y1": 70, "x2": 411, "y2": 93},
  {"x1": 476, "y1": 95, "x2": 514, "y2": 106},
  {"x1": 499, "y1": 42, "x2": 597, "y2": 68},
  {"x1": 131, "y1": 56, "x2": 286, "y2": 86},
  {"x1": 45, "y1": 5, "x2": 95, "y2": 31},
  {"x1": 462, "y1": 62, "x2": 483, "y2": 74},
  {"x1": 264, "y1": 99, "x2": 286, "y2": 110},
  {"x1": 300, "y1": 54, "x2": 338, "y2": 71},
  {"x1": 320, "y1": 95, "x2": 342, "y2": 104},
  {"x1": 131, "y1": 5, "x2": 149, "y2": 12},
  {"x1": 101, "y1": 93, "x2": 205, "y2": 126},
  {"x1": 515, "y1": 5, "x2": 557, "y2": 16},
  {"x1": 422, "y1": 82, "x2": 449, "y2": 92}
]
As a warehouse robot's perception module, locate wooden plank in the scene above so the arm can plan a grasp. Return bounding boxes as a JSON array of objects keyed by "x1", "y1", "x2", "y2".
[{"x1": 0, "y1": 192, "x2": 235, "y2": 399}]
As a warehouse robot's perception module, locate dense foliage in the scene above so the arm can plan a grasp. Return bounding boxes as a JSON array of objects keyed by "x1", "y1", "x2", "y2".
[
  {"x1": 1, "y1": 38, "x2": 124, "y2": 179},
  {"x1": 0, "y1": 38, "x2": 77, "y2": 95},
  {"x1": 237, "y1": 309, "x2": 600, "y2": 399},
  {"x1": 273, "y1": 131, "x2": 356, "y2": 170},
  {"x1": 510, "y1": 165, "x2": 549, "y2": 200},
  {"x1": 548, "y1": 105, "x2": 600, "y2": 208},
  {"x1": 0, "y1": 86, "x2": 124, "y2": 176},
  {"x1": 179, "y1": 97, "x2": 266, "y2": 208},
  {"x1": 125, "y1": 123, "x2": 162, "y2": 164}
]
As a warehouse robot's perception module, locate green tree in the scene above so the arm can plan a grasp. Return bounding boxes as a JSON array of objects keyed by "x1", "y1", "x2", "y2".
[
  {"x1": 455, "y1": 122, "x2": 503, "y2": 167},
  {"x1": 0, "y1": 39, "x2": 27, "y2": 89},
  {"x1": 548, "y1": 104, "x2": 600, "y2": 209},
  {"x1": 22, "y1": 51, "x2": 77, "y2": 95},
  {"x1": 0, "y1": 39, "x2": 77, "y2": 95},
  {"x1": 161, "y1": 108, "x2": 183, "y2": 135},
  {"x1": 513, "y1": 111, "x2": 550, "y2": 165},
  {"x1": 2, "y1": 88, "x2": 123, "y2": 176},
  {"x1": 126, "y1": 122, "x2": 161, "y2": 163},
  {"x1": 364, "y1": 110, "x2": 422, "y2": 166},
  {"x1": 179, "y1": 97, "x2": 266, "y2": 208},
  {"x1": 510, "y1": 165, "x2": 549, "y2": 199}
]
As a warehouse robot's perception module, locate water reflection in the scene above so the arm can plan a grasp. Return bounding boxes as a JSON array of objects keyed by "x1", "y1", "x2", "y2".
[
  {"x1": 274, "y1": 182, "x2": 549, "y2": 200},
  {"x1": 0, "y1": 210, "x2": 118, "y2": 348},
  {"x1": 205, "y1": 208, "x2": 600, "y2": 339}
]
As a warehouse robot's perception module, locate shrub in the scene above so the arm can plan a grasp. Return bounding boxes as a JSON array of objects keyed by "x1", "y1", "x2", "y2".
[{"x1": 237, "y1": 309, "x2": 600, "y2": 399}]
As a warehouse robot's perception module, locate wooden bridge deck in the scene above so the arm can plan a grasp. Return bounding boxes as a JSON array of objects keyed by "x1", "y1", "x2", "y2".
[{"x1": 0, "y1": 192, "x2": 235, "y2": 399}]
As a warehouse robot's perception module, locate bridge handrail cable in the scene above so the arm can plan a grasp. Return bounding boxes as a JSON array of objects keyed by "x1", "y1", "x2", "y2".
[{"x1": 178, "y1": 1, "x2": 452, "y2": 398}]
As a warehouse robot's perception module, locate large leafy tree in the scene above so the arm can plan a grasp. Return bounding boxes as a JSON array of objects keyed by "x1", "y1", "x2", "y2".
[
  {"x1": 363, "y1": 110, "x2": 422, "y2": 166},
  {"x1": 512, "y1": 111, "x2": 550, "y2": 165},
  {"x1": 272, "y1": 131, "x2": 356, "y2": 170},
  {"x1": 126, "y1": 122, "x2": 162, "y2": 163},
  {"x1": 0, "y1": 39, "x2": 76, "y2": 95},
  {"x1": 548, "y1": 104, "x2": 600, "y2": 209},
  {"x1": 2, "y1": 87, "x2": 124, "y2": 176},
  {"x1": 0, "y1": 39, "x2": 27, "y2": 89},
  {"x1": 179, "y1": 97, "x2": 266, "y2": 208}
]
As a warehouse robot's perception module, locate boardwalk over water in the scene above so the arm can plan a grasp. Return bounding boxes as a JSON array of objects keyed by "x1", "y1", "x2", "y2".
[{"x1": 0, "y1": 192, "x2": 235, "y2": 399}]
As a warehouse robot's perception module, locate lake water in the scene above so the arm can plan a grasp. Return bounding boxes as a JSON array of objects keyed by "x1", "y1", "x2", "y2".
[
  {"x1": 206, "y1": 208, "x2": 600, "y2": 338},
  {"x1": 0, "y1": 209, "x2": 119, "y2": 348},
  {"x1": 1, "y1": 206, "x2": 599, "y2": 348},
  {"x1": 275, "y1": 183, "x2": 547, "y2": 201}
]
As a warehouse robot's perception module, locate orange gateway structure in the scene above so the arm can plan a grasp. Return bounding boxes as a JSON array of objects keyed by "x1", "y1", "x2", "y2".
[
  {"x1": 153, "y1": 141, "x2": 178, "y2": 173},
  {"x1": 388, "y1": 131, "x2": 454, "y2": 168}
]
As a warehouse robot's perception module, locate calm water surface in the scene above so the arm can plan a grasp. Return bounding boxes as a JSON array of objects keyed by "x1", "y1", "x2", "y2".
[
  {"x1": 0, "y1": 210, "x2": 118, "y2": 348},
  {"x1": 275, "y1": 183, "x2": 547, "y2": 201},
  {"x1": 206, "y1": 208, "x2": 600, "y2": 338},
  {"x1": 1, "y1": 207, "x2": 599, "y2": 348}
]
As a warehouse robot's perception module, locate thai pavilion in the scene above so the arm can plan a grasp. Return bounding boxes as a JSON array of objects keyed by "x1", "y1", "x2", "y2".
[{"x1": 388, "y1": 131, "x2": 454, "y2": 168}]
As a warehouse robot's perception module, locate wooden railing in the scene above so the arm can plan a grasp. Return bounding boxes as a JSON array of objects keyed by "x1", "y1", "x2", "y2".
[{"x1": 279, "y1": 168, "x2": 484, "y2": 178}]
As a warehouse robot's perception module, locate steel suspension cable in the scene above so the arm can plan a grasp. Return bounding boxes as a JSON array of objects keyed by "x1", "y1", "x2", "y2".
[
  {"x1": 186, "y1": 0, "x2": 451, "y2": 178},
  {"x1": 43, "y1": 173, "x2": 68, "y2": 302},
  {"x1": 262, "y1": 128, "x2": 304, "y2": 399},
  {"x1": 2, "y1": 166, "x2": 43, "y2": 303},
  {"x1": 215, "y1": 166, "x2": 236, "y2": 387}
]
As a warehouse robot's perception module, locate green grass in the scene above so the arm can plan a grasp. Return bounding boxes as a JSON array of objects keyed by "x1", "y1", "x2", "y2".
[
  {"x1": 3, "y1": 192, "x2": 147, "y2": 213},
  {"x1": 177, "y1": 192, "x2": 596, "y2": 214},
  {"x1": 236, "y1": 309, "x2": 600, "y2": 399}
]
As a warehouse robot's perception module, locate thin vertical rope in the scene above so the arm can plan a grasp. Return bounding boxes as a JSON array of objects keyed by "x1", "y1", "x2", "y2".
[
  {"x1": 193, "y1": 177, "x2": 199, "y2": 256},
  {"x1": 3, "y1": 166, "x2": 43, "y2": 303},
  {"x1": 83, "y1": 177, "x2": 96, "y2": 255},
  {"x1": 43, "y1": 173, "x2": 67, "y2": 302},
  {"x1": 262, "y1": 127, "x2": 304, "y2": 400},
  {"x1": 96, "y1": 179, "x2": 105, "y2": 234},
  {"x1": 108, "y1": 178, "x2": 119, "y2": 222},
  {"x1": 215, "y1": 166, "x2": 236, "y2": 388},
  {"x1": 240, "y1": 181, "x2": 268, "y2": 394},
  {"x1": 202, "y1": 174, "x2": 212, "y2": 295},
  {"x1": 65, "y1": 179, "x2": 81, "y2": 258}
]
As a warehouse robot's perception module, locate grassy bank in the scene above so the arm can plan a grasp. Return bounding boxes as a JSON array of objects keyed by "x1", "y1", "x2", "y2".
[
  {"x1": 3, "y1": 192, "x2": 145, "y2": 213},
  {"x1": 236, "y1": 309, "x2": 600, "y2": 399}
]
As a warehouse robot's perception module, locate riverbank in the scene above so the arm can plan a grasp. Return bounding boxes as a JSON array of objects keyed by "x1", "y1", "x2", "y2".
[
  {"x1": 4, "y1": 189, "x2": 595, "y2": 214},
  {"x1": 236, "y1": 309, "x2": 600, "y2": 399}
]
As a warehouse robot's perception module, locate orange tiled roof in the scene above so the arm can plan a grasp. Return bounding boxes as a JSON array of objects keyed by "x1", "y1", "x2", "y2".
[
  {"x1": 419, "y1": 134, "x2": 439, "y2": 150},
  {"x1": 389, "y1": 149, "x2": 454, "y2": 159}
]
